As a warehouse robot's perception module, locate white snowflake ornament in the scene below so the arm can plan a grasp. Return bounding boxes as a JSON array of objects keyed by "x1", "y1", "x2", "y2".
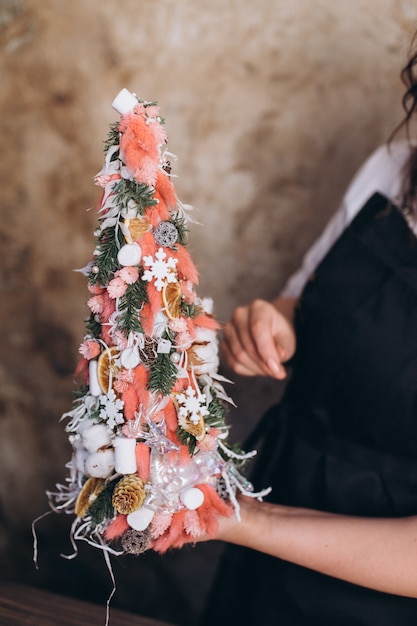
[
  {"x1": 142, "y1": 247, "x2": 178, "y2": 291},
  {"x1": 99, "y1": 389, "x2": 125, "y2": 429},
  {"x1": 176, "y1": 386, "x2": 209, "y2": 425}
]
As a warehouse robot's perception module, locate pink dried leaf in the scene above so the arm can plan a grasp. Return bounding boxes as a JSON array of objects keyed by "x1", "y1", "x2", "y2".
[
  {"x1": 150, "y1": 512, "x2": 173, "y2": 539},
  {"x1": 183, "y1": 510, "x2": 202, "y2": 537}
]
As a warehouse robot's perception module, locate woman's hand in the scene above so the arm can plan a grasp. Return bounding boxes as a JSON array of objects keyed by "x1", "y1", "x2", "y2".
[{"x1": 221, "y1": 297, "x2": 297, "y2": 379}]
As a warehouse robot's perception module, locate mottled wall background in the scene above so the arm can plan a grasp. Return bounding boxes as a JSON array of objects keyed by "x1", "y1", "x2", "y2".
[{"x1": 1, "y1": 0, "x2": 417, "y2": 624}]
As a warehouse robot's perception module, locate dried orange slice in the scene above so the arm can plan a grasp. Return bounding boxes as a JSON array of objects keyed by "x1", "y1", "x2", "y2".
[
  {"x1": 177, "y1": 411, "x2": 206, "y2": 441},
  {"x1": 124, "y1": 217, "x2": 151, "y2": 243},
  {"x1": 187, "y1": 344, "x2": 206, "y2": 368},
  {"x1": 97, "y1": 346, "x2": 120, "y2": 393},
  {"x1": 74, "y1": 477, "x2": 105, "y2": 518},
  {"x1": 162, "y1": 281, "x2": 182, "y2": 320}
]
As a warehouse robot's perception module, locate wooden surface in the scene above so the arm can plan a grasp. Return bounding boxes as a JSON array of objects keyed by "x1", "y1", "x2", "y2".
[{"x1": 0, "y1": 582, "x2": 175, "y2": 626}]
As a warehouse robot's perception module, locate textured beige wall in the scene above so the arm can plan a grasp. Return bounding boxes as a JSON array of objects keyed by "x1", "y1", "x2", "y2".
[{"x1": 1, "y1": 0, "x2": 417, "y2": 622}]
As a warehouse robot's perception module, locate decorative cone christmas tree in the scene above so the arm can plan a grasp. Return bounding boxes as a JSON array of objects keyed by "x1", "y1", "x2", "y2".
[{"x1": 47, "y1": 89, "x2": 270, "y2": 559}]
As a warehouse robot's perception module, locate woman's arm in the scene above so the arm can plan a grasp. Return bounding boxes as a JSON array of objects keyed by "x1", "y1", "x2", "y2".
[
  {"x1": 217, "y1": 498, "x2": 417, "y2": 599},
  {"x1": 220, "y1": 296, "x2": 417, "y2": 597},
  {"x1": 221, "y1": 297, "x2": 297, "y2": 379}
]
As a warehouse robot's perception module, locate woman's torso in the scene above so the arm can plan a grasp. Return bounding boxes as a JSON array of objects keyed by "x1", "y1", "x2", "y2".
[{"x1": 202, "y1": 192, "x2": 417, "y2": 626}]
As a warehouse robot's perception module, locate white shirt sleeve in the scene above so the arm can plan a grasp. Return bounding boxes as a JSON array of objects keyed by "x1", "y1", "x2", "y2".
[{"x1": 280, "y1": 142, "x2": 412, "y2": 298}]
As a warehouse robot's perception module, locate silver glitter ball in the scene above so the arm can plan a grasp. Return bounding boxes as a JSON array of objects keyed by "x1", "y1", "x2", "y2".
[{"x1": 153, "y1": 221, "x2": 179, "y2": 248}]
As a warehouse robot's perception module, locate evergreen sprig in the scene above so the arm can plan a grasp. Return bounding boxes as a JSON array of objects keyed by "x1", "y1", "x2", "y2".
[
  {"x1": 148, "y1": 350, "x2": 178, "y2": 395},
  {"x1": 72, "y1": 387, "x2": 89, "y2": 400},
  {"x1": 89, "y1": 405, "x2": 102, "y2": 423},
  {"x1": 117, "y1": 278, "x2": 148, "y2": 335},
  {"x1": 89, "y1": 225, "x2": 124, "y2": 286},
  {"x1": 206, "y1": 389, "x2": 228, "y2": 429},
  {"x1": 164, "y1": 327, "x2": 176, "y2": 343},
  {"x1": 85, "y1": 313, "x2": 102, "y2": 339},
  {"x1": 179, "y1": 302, "x2": 202, "y2": 319},
  {"x1": 140, "y1": 99, "x2": 158, "y2": 107},
  {"x1": 176, "y1": 425, "x2": 197, "y2": 455},
  {"x1": 103, "y1": 122, "x2": 120, "y2": 156},
  {"x1": 87, "y1": 478, "x2": 120, "y2": 527},
  {"x1": 113, "y1": 179, "x2": 158, "y2": 216},
  {"x1": 140, "y1": 100, "x2": 166, "y2": 125},
  {"x1": 170, "y1": 215, "x2": 188, "y2": 246}
]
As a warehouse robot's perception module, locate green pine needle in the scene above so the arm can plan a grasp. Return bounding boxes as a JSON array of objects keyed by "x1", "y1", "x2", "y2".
[
  {"x1": 113, "y1": 179, "x2": 158, "y2": 216},
  {"x1": 117, "y1": 278, "x2": 148, "y2": 335},
  {"x1": 140, "y1": 99, "x2": 158, "y2": 107},
  {"x1": 89, "y1": 405, "x2": 102, "y2": 423},
  {"x1": 205, "y1": 389, "x2": 228, "y2": 428},
  {"x1": 148, "y1": 351, "x2": 178, "y2": 395},
  {"x1": 103, "y1": 122, "x2": 120, "y2": 157},
  {"x1": 140, "y1": 100, "x2": 165, "y2": 125},
  {"x1": 85, "y1": 313, "x2": 102, "y2": 339},
  {"x1": 171, "y1": 215, "x2": 188, "y2": 246},
  {"x1": 87, "y1": 478, "x2": 120, "y2": 527},
  {"x1": 89, "y1": 226, "x2": 124, "y2": 286},
  {"x1": 179, "y1": 302, "x2": 202, "y2": 319},
  {"x1": 176, "y1": 425, "x2": 197, "y2": 455},
  {"x1": 72, "y1": 387, "x2": 89, "y2": 400}
]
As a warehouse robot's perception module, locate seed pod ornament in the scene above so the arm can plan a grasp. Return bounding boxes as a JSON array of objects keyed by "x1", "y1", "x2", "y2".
[{"x1": 46, "y1": 89, "x2": 270, "y2": 563}]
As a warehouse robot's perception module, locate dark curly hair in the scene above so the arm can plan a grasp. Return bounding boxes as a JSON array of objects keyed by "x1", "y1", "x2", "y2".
[{"x1": 392, "y1": 35, "x2": 417, "y2": 212}]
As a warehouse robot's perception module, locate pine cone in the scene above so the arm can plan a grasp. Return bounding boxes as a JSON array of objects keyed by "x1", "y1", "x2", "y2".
[
  {"x1": 121, "y1": 527, "x2": 151, "y2": 555},
  {"x1": 140, "y1": 337, "x2": 158, "y2": 365},
  {"x1": 112, "y1": 474, "x2": 146, "y2": 515}
]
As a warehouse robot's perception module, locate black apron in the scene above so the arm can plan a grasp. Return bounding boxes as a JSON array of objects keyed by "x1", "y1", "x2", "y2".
[{"x1": 201, "y1": 193, "x2": 417, "y2": 625}]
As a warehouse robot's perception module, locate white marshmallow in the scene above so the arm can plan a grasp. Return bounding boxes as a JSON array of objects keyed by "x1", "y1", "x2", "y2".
[
  {"x1": 89, "y1": 360, "x2": 102, "y2": 397},
  {"x1": 180, "y1": 487, "x2": 205, "y2": 510},
  {"x1": 112, "y1": 88, "x2": 138, "y2": 115},
  {"x1": 127, "y1": 506, "x2": 155, "y2": 531},
  {"x1": 114, "y1": 436, "x2": 137, "y2": 474}
]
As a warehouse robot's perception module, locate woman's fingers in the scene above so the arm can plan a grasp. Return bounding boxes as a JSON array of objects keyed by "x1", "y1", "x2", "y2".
[
  {"x1": 222, "y1": 300, "x2": 289, "y2": 379},
  {"x1": 247, "y1": 301, "x2": 287, "y2": 378},
  {"x1": 222, "y1": 316, "x2": 268, "y2": 376}
]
